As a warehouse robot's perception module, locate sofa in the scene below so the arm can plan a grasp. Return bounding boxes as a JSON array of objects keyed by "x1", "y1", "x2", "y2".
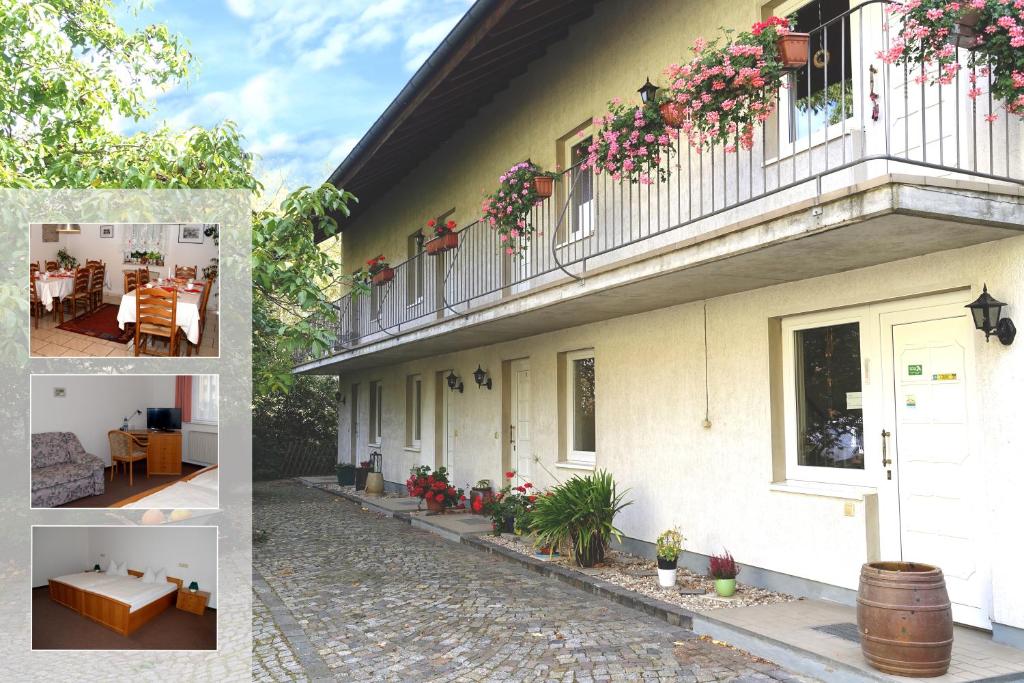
[{"x1": 31, "y1": 432, "x2": 104, "y2": 507}]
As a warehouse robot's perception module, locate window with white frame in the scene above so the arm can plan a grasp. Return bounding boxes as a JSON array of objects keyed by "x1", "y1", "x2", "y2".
[
  {"x1": 369, "y1": 381, "x2": 383, "y2": 446},
  {"x1": 405, "y1": 374, "x2": 422, "y2": 448},
  {"x1": 406, "y1": 231, "x2": 424, "y2": 306},
  {"x1": 565, "y1": 350, "x2": 596, "y2": 465},
  {"x1": 191, "y1": 375, "x2": 218, "y2": 425},
  {"x1": 781, "y1": 310, "x2": 867, "y2": 484}
]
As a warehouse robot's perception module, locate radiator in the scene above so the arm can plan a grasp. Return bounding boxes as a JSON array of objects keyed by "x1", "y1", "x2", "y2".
[{"x1": 187, "y1": 429, "x2": 218, "y2": 465}]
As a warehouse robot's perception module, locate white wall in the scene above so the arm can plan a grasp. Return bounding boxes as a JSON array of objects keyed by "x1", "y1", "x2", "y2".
[
  {"x1": 31, "y1": 527, "x2": 90, "y2": 587},
  {"x1": 31, "y1": 375, "x2": 218, "y2": 466},
  {"x1": 88, "y1": 526, "x2": 218, "y2": 608},
  {"x1": 29, "y1": 223, "x2": 219, "y2": 298}
]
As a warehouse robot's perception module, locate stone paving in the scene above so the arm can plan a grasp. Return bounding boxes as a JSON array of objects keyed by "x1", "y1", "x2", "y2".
[{"x1": 253, "y1": 480, "x2": 817, "y2": 682}]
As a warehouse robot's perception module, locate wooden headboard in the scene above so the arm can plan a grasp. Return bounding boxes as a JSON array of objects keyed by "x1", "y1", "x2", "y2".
[{"x1": 126, "y1": 568, "x2": 184, "y2": 588}]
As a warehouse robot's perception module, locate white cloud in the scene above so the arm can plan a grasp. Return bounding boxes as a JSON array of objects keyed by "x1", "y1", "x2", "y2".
[
  {"x1": 300, "y1": 24, "x2": 351, "y2": 71},
  {"x1": 359, "y1": 0, "x2": 408, "y2": 22},
  {"x1": 403, "y1": 14, "x2": 461, "y2": 71},
  {"x1": 224, "y1": 0, "x2": 255, "y2": 19}
]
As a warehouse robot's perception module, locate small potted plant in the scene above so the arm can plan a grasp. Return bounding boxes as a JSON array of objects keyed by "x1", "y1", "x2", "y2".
[
  {"x1": 482, "y1": 471, "x2": 537, "y2": 534},
  {"x1": 469, "y1": 479, "x2": 494, "y2": 515},
  {"x1": 354, "y1": 459, "x2": 371, "y2": 491},
  {"x1": 336, "y1": 462, "x2": 356, "y2": 486},
  {"x1": 709, "y1": 550, "x2": 740, "y2": 597},
  {"x1": 367, "y1": 255, "x2": 394, "y2": 286},
  {"x1": 405, "y1": 465, "x2": 464, "y2": 513},
  {"x1": 424, "y1": 219, "x2": 459, "y2": 255},
  {"x1": 656, "y1": 527, "x2": 685, "y2": 588},
  {"x1": 57, "y1": 247, "x2": 78, "y2": 271}
]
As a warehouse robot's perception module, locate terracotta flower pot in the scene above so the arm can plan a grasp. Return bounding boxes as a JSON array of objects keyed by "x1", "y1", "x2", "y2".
[
  {"x1": 425, "y1": 497, "x2": 446, "y2": 513},
  {"x1": 659, "y1": 102, "x2": 687, "y2": 128},
  {"x1": 469, "y1": 487, "x2": 494, "y2": 514},
  {"x1": 949, "y1": 10, "x2": 981, "y2": 50},
  {"x1": 425, "y1": 232, "x2": 459, "y2": 255},
  {"x1": 533, "y1": 175, "x2": 554, "y2": 198},
  {"x1": 776, "y1": 33, "x2": 810, "y2": 69},
  {"x1": 371, "y1": 267, "x2": 394, "y2": 286}
]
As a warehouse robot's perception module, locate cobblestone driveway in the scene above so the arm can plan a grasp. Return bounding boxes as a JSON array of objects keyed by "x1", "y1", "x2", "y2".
[{"x1": 253, "y1": 480, "x2": 814, "y2": 682}]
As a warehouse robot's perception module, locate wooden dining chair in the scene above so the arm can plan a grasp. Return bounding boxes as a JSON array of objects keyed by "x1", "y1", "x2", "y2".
[
  {"x1": 85, "y1": 259, "x2": 104, "y2": 268},
  {"x1": 60, "y1": 267, "x2": 91, "y2": 320},
  {"x1": 107, "y1": 430, "x2": 148, "y2": 486},
  {"x1": 123, "y1": 270, "x2": 138, "y2": 294},
  {"x1": 30, "y1": 273, "x2": 45, "y2": 329},
  {"x1": 134, "y1": 285, "x2": 182, "y2": 356},
  {"x1": 185, "y1": 275, "x2": 216, "y2": 356},
  {"x1": 138, "y1": 268, "x2": 152, "y2": 286},
  {"x1": 88, "y1": 264, "x2": 105, "y2": 311},
  {"x1": 44, "y1": 260, "x2": 58, "y2": 272},
  {"x1": 174, "y1": 264, "x2": 197, "y2": 279},
  {"x1": 30, "y1": 261, "x2": 40, "y2": 276}
]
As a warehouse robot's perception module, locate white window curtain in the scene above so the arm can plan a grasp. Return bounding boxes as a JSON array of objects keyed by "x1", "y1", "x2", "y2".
[
  {"x1": 122, "y1": 224, "x2": 168, "y2": 256},
  {"x1": 191, "y1": 375, "x2": 219, "y2": 425}
]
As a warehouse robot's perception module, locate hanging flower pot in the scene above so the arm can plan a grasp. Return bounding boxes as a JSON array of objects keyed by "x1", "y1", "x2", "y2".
[
  {"x1": 371, "y1": 267, "x2": 394, "y2": 286},
  {"x1": 533, "y1": 175, "x2": 554, "y2": 199},
  {"x1": 425, "y1": 232, "x2": 459, "y2": 255},
  {"x1": 776, "y1": 32, "x2": 810, "y2": 69},
  {"x1": 659, "y1": 101, "x2": 687, "y2": 128},
  {"x1": 949, "y1": 9, "x2": 981, "y2": 49}
]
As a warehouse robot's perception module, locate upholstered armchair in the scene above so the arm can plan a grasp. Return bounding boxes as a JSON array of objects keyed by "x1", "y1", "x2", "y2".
[{"x1": 31, "y1": 432, "x2": 104, "y2": 507}]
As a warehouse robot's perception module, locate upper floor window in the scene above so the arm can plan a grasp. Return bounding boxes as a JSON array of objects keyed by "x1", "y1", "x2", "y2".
[
  {"x1": 406, "y1": 230, "x2": 424, "y2": 307},
  {"x1": 569, "y1": 138, "x2": 594, "y2": 241}
]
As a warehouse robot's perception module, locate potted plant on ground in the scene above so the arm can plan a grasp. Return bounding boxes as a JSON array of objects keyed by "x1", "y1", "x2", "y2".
[
  {"x1": 709, "y1": 550, "x2": 740, "y2": 597},
  {"x1": 367, "y1": 254, "x2": 394, "y2": 286},
  {"x1": 424, "y1": 218, "x2": 460, "y2": 255},
  {"x1": 354, "y1": 459, "x2": 371, "y2": 491},
  {"x1": 583, "y1": 97, "x2": 675, "y2": 185},
  {"x1": 880, "y1": 0, "x2": 1024, "y2": 120},
  {"x1": 336, "y1": 462, "x2": 356, "y2": 486},
  {"x1": 405, "y1": 465, "x2": 464, "y2": 513},
  {"x1": 656, "y1": 527, "x2": 685, "y2": 588},
  {"x1": 469, "y1": 479, "x2": 494, "y2": 515},
  {"x1": 482, "y1": 471, "x2": 537, "y2": 533},
  {"x1": 481, "y1": 161, "x2": 557, "y2": 256},
  {"x1": 530, "y1": 470, "x2": 631, "y2": 568}
]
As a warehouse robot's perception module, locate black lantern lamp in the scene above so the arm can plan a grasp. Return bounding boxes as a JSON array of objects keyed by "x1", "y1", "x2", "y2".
[
  {"x1": 370, "y1": 451, "x2": 382, "y2": 474},
  {"x1": 446, "y1": 371, "x2": 463, "y2": 393},
  {"x1": 473, "y1": 365, "x2": 492, "y2": 390},
  {"x1": 638, "y1": 77, "x2": 659, "y2": 104},
  {"x1": 966, "y1": 284, "x2": 1015, "y2": 345}
]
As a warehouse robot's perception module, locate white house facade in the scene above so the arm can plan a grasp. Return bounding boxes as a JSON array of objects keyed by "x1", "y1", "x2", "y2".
[{"x1": 295, "y1": 0, "x2": 1024, "y2": 647}]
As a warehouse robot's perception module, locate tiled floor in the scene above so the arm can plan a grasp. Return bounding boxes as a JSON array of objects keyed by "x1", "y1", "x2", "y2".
[
  {"x1": 701, "y1": 599, "x2": 1024, "y2": 682},
  {"x1": 30, "y1": 296, "x2": 218, "y2": 358}
]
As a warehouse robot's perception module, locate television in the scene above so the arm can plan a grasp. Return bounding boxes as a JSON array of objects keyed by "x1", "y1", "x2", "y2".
[{"x1": 146, "y1": 407, "x2": 182, "y2": 432}]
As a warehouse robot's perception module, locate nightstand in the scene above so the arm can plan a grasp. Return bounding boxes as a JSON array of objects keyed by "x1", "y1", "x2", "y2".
[{"x1": 176, "y1": 588, "x2": 210, "y2": 615}]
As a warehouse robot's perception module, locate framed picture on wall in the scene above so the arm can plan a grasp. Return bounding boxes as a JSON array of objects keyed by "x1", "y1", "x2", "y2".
[
  {"x1": 178, "y1": 224, "x2": 204, "y2": 244},
  {"x1": 99, "y1": 224, "x2": 114, "y2": 238}
]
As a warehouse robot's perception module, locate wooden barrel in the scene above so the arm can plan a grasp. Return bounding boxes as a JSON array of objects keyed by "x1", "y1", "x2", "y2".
[{"x1": 857, "y1": 562, "x2": 953, "y2": 677}]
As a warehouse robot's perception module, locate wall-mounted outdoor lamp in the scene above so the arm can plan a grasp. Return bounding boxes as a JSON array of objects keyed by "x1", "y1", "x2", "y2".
[
  {"x1": 638, "y1": 77, "x2": 659, "y2": 104},
  {"x1": 334, "y1": 390, "x2": 346, "y2": 405},
  {"x1": 370, "y1": 451, "x2": 383, "y2": 474},
  {"x1": 446, "y1": 371, "x2": 464, "y2": 393},
  {"x1": 473, "y1": 365, "x2": 492, "y2": 390},
  {"x1": 966, "y1": 284, "x2": 1015, "y2": 345}
]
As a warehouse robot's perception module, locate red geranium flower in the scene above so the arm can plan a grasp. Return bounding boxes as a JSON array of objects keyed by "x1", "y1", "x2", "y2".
[
  {"x1": 524, "y1": 482, "x2": 533, "y2": 489},
  {"x1": 427, "y1": 219, "x2": 436, "y2": 227},
  {"x1": 505, "y1": 471, "x2": 516, "y2": 479},
  {"x1": 472, "y1": 498, "x2": 483, "y2": 512}
]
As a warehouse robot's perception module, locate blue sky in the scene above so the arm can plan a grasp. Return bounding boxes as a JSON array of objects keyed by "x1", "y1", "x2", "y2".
[{"x1": 118, "y1": 0, "x2": 472, "y2": 194}]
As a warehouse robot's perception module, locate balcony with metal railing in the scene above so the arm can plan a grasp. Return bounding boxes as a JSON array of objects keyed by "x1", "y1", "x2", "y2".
[{"x1": 295, "y1": 1, "x2": 1024, "y2": 371}]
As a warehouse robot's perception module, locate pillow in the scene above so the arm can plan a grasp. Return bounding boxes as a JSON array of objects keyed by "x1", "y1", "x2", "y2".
[
  {"x1": 117, "y1": 561, "x2": 129, "y2": 577},
  {"x1": 141, "y1": 567, "x2": 156, "y2": 584},
  {"x1": 155, "y1": 568, "x2": 167, "y2": 583},
  {"x1": 105, "y1": 560, "x2": 118, "y2": 575}
]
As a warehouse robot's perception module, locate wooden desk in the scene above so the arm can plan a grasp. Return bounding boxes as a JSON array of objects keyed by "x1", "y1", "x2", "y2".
[
  {"x1": 176, "y1": 588, "x2": 210, "y2": 615},
  {"x1": 128, "y1": 430, "x2": 182, "y2": 475}
]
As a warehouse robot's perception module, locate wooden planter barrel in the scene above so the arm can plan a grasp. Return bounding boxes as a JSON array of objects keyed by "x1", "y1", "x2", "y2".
[
  {"x1": 533, "y1": 175, "x2": 554, "y2": 198},
  {"x1": 371, "y1": 267, "x2": 394, "y2": 286},
  {"x1": 857, "y1": 562, "x2": 953, "y2": 677},
  {"x1": 425, "y1": 232, "x2": 458, "y2": 255}
]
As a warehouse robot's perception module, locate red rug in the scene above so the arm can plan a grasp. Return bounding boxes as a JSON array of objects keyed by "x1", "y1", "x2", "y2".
[{"x1": 56, "y1": 304, "x2": 134, "y2": 343}]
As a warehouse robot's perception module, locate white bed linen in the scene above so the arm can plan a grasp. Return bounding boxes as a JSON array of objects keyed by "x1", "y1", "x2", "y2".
[
  {"x1": 52, "y1": 571, "x2": 121, "y2": 591},
  {"x1": 123, "y1": 467, "x2": 218, "y2": 509},
  {"x1": 53, "y1": 572, "x2": 177, "y2": 612}
]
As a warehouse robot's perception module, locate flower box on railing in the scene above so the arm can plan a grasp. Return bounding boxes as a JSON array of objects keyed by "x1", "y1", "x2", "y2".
[
  {"x1": 425, "y1": 232, "x2": 459, "y2": 255},
  {"x1": 533, "y1": 175, "x2": 554, "y2": 198},
  {"x1": 776, "y1": 33, "x2": 810, "y2": 69},
  {"x1": 371, "y1": 267, "x2": 394, "y2": 286}
]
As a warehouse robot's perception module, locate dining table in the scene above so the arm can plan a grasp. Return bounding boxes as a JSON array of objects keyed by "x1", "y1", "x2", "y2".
[
  {"x1": 34, "y1": 272, "x2": 76, "y2": 311},
  {"x1": 117, "y1": 279, "x2": 206, "y2": 345}
]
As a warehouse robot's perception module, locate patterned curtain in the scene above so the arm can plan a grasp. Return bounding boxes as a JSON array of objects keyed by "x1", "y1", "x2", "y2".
[{"x1": 122, "y1": 224, "x2": 168, "y2": 256}]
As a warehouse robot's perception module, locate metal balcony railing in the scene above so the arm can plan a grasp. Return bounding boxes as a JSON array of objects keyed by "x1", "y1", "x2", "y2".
[{"x1": 295, "y1": 0, "x2": 1023, "y2": 366}]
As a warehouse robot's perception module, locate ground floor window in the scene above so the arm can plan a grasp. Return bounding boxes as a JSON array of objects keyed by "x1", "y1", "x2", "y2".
[
  {"x1": 369, "y1": 380, "x2": 383, "y2": 446},
  {"x1": 405, "y1": 374, "x2": 422, "y2": 449},
  {"x1": 565, "y1": 349, "x2": 596, "y2": 466}
]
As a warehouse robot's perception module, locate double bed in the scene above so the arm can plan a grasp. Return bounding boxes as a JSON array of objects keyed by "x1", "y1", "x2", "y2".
[
  {"x1": 48, "y1": 569, "x2": 181, "y2": 635},
  {"x1": 112, "y1": 464, "x2": 218, "y2": 509}
]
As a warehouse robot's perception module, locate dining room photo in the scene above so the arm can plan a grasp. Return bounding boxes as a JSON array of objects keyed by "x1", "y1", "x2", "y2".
[{"x1": 28, "y1": 222, "x2": 219, "y2": 357}]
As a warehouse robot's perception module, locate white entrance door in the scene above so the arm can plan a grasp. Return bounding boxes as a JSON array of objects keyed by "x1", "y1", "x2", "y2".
[
  {"x1": 441, "y1": 375, "x2": 455, "y2": 477},
  {"x1": 885, "y1": 314, "x2": 990, "y2": 628},
  {"x1": 510, "y1": 359, "x2": 532, "y2": 482}
]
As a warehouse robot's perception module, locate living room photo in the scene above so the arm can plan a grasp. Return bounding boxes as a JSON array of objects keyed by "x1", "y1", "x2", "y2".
[
  {"x1": 32, "y1": 526, "x2": 217, "y2": 651},
  {"x1": 30, "y1": 374, "x2": 219, "y2": 509},
  {"x1": 29, "y1": 222, "x2": 219, "y2": 358}
]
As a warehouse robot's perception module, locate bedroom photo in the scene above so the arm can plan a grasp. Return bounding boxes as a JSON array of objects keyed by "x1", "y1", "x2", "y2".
[
  {"x1": 30, "y1": 374, "x2": 219, "y2": 509},
  {"x1": 32, "y1": 526, "x2": 217, "y2": 650},
  {"x1": 29, "y1": 223, "x2": 219, "y2": 358}
]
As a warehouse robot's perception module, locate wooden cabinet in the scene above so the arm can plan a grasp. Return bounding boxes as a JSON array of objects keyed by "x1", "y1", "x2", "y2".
[
  {"x1": 130, "y1": 430, "x2": 181, "y2": 475},
  {"x1": 175, "y1": 589, "x2": 209, "y2": 616}
]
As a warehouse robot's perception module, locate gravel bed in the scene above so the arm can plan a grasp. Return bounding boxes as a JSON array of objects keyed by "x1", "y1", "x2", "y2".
[{"x1": 479, "y1": 533, "x2": 798, "y2": 612}]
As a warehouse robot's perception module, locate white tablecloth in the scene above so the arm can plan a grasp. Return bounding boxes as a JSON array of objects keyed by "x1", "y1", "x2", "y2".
[
  {"x1": 34, "y1": 275, "x2": 75, "y2": 311},
  {"x1": 117, "y1": 284, "x2": 204, "y2": 344}
]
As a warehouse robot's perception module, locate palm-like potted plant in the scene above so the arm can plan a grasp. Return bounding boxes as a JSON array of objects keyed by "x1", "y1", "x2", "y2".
[
  {"x1": 656, "y1": 527, "x2": 685, "y2": 588},
  {"x1": 424, "y1": 219, "x2": 459, "y2": 255},
  {"x1": 529, "y1": 470, "x2": 631, "y2": 568},
  {"x1": 709, "y1": 550, "x2": 740, "y2": 597}
]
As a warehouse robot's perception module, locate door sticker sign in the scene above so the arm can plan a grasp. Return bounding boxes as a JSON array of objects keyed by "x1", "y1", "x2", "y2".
[
  {"x1": 908, "y1": 364, "x2": 923, "y2": 375},
  {"x1": 932, "y1": 373, "x2": 958, "y2": 381},
  {"x1": 906, "y1": 395, "x2": 917, "y2": 407}
]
